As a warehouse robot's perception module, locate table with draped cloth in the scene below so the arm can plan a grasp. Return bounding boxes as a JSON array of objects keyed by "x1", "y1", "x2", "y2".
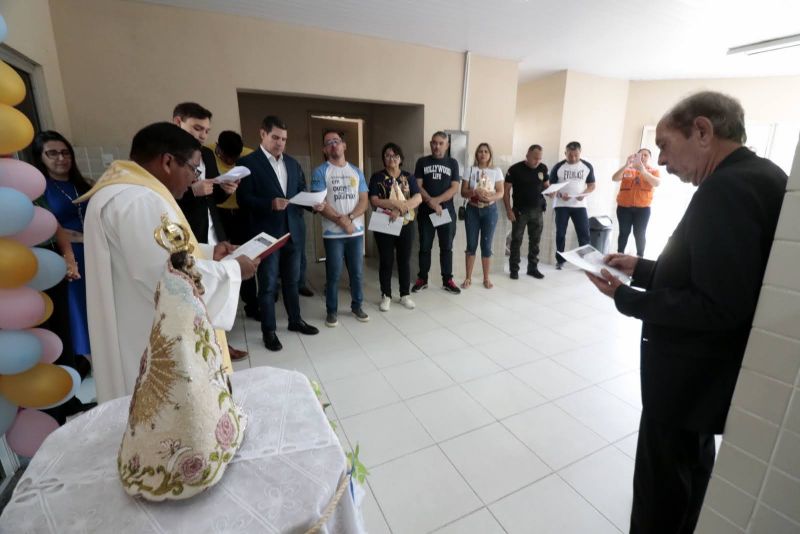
[{"x1": 0, "y1": 367, "x2": 364, "y2": 534}]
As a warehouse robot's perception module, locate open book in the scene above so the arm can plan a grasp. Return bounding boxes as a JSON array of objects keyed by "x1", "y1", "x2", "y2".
[{"x1": 225, "y1": 232, "x2": 290, "y2": 261}]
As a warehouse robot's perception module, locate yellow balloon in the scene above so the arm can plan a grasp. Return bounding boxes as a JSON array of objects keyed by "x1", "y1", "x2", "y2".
[
  {"x1": 0, "y1": 103, "x2": 34, "y2": 154},
  {"x1": 0, "y1": 237, "x2": 38, "y2": 288},
  {"x1": 36, "y1": 291, "x2": 54, "y2": 325},
  {"x1": 0, "y1": 61, "x2": 25, "y2": 106},
  {"x1": 0, "y1": 363, "x2": 72, "y2": 408}
]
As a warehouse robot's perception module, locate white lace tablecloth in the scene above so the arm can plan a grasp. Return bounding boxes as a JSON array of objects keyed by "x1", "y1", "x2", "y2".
[{"x1": 0, "y1": 367, "x2": 364, "y2": 534}]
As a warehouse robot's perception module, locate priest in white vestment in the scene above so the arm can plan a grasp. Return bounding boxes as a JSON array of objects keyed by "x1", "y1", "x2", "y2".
[{"x1": 79, "y1": 122, "x2": 258, "y2": 403}]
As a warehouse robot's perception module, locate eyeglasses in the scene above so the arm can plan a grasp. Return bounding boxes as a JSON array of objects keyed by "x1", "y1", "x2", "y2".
[
  {"x1": 44, "y1": 149, "x2": 72, "y2": 159},
  {"x1": 324, "y1": 139, "x2": 342, "y2": 147},
  {"x1": 384, "y1": 154, "x2": 401, "y2": 160},
  {"x1": 170, "y1": 154, "x2": 202, "y2": 178}
]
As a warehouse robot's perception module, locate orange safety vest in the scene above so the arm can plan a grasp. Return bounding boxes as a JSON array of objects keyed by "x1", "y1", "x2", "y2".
[{"x1": 617, "y1": 167, "x2": 659, "y2": 208}]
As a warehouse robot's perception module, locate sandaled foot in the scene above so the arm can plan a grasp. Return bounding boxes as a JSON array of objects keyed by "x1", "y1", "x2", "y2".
[
  {"x1": 483, "y1": 278, "x2": 494, "y2": 289},
  {"x1": 461, "y1": 278, "x2": 472, "y2": 289}
]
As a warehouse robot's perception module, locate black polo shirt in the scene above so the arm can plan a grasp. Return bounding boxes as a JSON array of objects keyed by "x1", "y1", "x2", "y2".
[{"x1": 505, "y1": 161, "x2": 548, "y2": 210}]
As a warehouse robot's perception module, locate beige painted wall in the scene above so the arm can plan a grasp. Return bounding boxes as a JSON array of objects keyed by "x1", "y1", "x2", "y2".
[
  {"x1": 512, "y1": 71, "x2": 566, "y2": 167},
  {"x1": 46, "y1": 0, "x2": 516, "y2": 160},
  {"x1": 621, "y1": 76, "x2": 800, "y2": 157},
  {"x1": 0, "y1": 0, "x2": 71, "y2": 136}
]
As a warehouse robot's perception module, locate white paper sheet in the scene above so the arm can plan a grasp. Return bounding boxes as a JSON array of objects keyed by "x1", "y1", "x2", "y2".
[
  {"x1": 213, "y1": 166, "x2": 251, "y2": 183},
  {"x1": 289, "y1": 190, "x2": 327, "y2": 207},
  {"x1": 541, "y1": 182, "x2": 569, "y2": 195},
  {"x1": 561, "y1": 245, "x2": 631, "y2": 283},
  {"x1": 429, "y1": 209, "x2": 452, "y2": 227},
  {"x1": 367, "y1": 210, "x2": 404, "y2": 236}
]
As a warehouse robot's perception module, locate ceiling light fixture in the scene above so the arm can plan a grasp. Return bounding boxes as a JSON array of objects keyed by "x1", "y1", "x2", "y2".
[{"x1": 727, "y1": 33, "x2": 800, "y2": 56}]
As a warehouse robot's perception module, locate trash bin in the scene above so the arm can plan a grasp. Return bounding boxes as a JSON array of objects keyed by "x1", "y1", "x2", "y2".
[{"x1": 589, "y1": 215, "x2": 613, "y2": 254}]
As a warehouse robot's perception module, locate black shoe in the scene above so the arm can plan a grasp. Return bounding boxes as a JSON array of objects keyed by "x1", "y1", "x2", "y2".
[
  {"x1": 527, "y1": 268, "x2": 545, "y2": 279},
  {"x1": 263, "y1": 331, "x2": 283, "y2": 351},
  {"x1": 411, "y1": 278, "x2": 428, "y2": 292},
  {"x1": 510, "y1": 271, "x2": 519, "y2": 280},
  {"x1": 244, "y1": 307, "x2": 260, "y2": 320},
  {"x1": 298, "y1": 286, "x2": 314, "y2": 297},
  {"x1": 556, "y1": 263, "x2": 564, "y2": 270},
  {"x1": 288, "y1": 320, "x2": 319, "y2": 335}
]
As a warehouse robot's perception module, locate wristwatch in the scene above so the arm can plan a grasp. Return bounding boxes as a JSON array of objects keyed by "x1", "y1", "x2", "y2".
[{"x1": 348, "y1": 213, "x2": 355, "y2": 221}]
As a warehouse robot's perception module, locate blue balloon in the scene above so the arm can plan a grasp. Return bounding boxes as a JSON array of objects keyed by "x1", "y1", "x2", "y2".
[
  {"x1": 27, "y1": 247, "x2": 67, "y2": 291},
  {"x1": 0, "y1": 396, "x2": 17, "y2": 436},
  {"x1": 0, "y1": 331, "x2": 43, "y2": 374},
  {"x1": 0, "y1": 187, "x2": 34, "y2": 236},
  {"x1": 0, "y1": 15, "x2": 7, "y2": 44}
]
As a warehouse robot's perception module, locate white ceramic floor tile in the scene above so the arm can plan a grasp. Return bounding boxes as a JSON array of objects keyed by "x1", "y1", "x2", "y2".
[
  {"x1": 598, "y1": 370, "x2": 642, "y2": 409},
  {"x1": 614, "y1": 432, "x2": 639, "y2": 459},
  {"x1": 381, "y1": 358, "x2": 454, "y2": 399},
  {"x1": 339, "y1": 402, "x2": 434, "y2": 468},
  {"x1": 409, "y1": 327, "x2": 469, "y2": 355},
  {"x1": 389, "y1": 309, "x2": 444, "y2": 336},
  {"x1": 369, "y1": 446, "x2": 482, "y2": 534},
  {"x1": 447, "y1": 320, "x2": 509, "y2": 346},
  {"x1": 560, "y1": 446, "x2": 635, "y2": 531},
  {"x1": 432, "y1": 347, "x2": 503, "y2": 383},
  {"x1": 551, "y1": 346, "x2": 632, "y2": 383},
  {"x1": 474, "y1": 337, "x2": 547, "y2": 369},
  {"x1": 503, "y1": 403, "x2": 608, "y2": 470},
  {"x1": 494, "y1": 318, "x2": 543, "y2": 337},
  {"x1": 360, "y1": 483, "x2": 391, "y2": 534},
  {"x1": 441, "y1": 423, "x2": 551, "y2": 503},
  {"x1": 515, "y1": 328, "x2": 580, "y2": 356},
  {"x1": 359, "y1": 336, "x2": 427, "y2": 369},
  {"x1": 490, "y1": 474, "x2": 620, "y2": 534},
  {"x1": 309, "y1": 346, "x2": 377, "y2": 382},
  {"x1": 407, "y1": 386, "x2": 495, "y2": 442},
  {"x1": 462, "y1": 371, "x2": 547, "y2": 419},
  {"x1": 323, "y1": 370, "x2": 400, "y2": 418},
  {"x1": 556, "y1": 386, "x2": 641, "y2": 442},
  {"x1": 510, "y1": 359, "x2": 591, "y2": 400},
  {"x1": 433, "y1": 508, "x2": 506, "y2": 534}
]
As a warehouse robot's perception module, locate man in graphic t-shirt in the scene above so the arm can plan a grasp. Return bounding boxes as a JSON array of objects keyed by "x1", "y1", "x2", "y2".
[
  {"x1": 311, "y1": 129, "x2": 370, "y2": 328},
  {"x1": 549, "y1": 141, "x2": 596, "y2": 269},
  {"x1": 412, "y1": 131, "x2": 462, "y2": 294},
  {"x1": 504, "y1": 144, "x2": 549, "y2": 279}
]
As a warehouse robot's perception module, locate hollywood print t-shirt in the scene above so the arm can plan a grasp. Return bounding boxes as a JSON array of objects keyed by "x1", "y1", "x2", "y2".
[
  {"x1": 414, "y1": 155, "x2": 460, "y2": 209},
  {"x1": 311, "y1": 161, "x2": 369, "y2": 239}
]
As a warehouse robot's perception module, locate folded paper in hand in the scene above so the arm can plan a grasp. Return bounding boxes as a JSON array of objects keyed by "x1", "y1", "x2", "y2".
[
  {"x1": 429, "y1": 209, "x2": 452, "y2": 227},
  {"x1": 226, "y1": 232, "x2": 290, "y2": 261},
  {"x1": 213, "y1": 166, "x2": 251, "y2": 183},
  {"x1": 368, "y1": 209, "x2": 403, "y2": 236},
  {"x1": 561, "y1": 245, "x2": 631, "y2": 284}
]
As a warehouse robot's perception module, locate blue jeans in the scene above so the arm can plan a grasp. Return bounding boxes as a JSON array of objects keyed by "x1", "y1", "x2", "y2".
[
  {"x1": 554, "y1": 207, "x2": 590, "y2": 263},
  {"x1": 464, "y1": 204, "x2": 498, "y2": 257},
  {"x1": 324, "y1": 235, "x2": 364, "y2": 314}
]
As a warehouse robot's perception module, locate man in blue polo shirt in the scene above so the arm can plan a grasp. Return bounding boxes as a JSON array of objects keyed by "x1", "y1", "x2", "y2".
[
  {"x1": 412, "y1": 131, "x2": 462, "y2": 294},
  {"x1": 549, "y1": 141, "x2": 596, "y2": 269}
]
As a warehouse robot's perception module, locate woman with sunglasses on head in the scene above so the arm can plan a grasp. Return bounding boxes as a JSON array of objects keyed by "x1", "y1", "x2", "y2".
[
  {"x1": 32, "y1": 131, "x2": 94, "y2": 383},
  {"x1": 461, "y1": 142, "x2": 504, "y2": 289},
  {"x1": 369, "y1": 142, "x2": 422, "y2": 312}
]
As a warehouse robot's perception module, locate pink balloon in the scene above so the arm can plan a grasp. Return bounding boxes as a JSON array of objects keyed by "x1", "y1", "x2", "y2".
[
  {"x1": 9, "y1": 207, "x2": 57, "y2": 246},
  {"x1": 0, "y1": 159, "x2": 46, "y2": 201},
  {"x1": 5, "y1": 409, "x2": 59, "y2": 457},
  {"x1": 26, "y1": 328, "x2": 63, "y2": 364},
  {"x1": 0, "y1": 287, "x2": 45, "y2": 329}
]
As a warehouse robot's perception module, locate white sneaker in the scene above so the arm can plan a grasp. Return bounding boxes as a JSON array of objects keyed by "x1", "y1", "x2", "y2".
[
  {"x1": 379, "y1": 295, "x2": 391, "y2": 312},
  {"x1": 399, "y1": 295, "x2": 416, "y2": 309}
]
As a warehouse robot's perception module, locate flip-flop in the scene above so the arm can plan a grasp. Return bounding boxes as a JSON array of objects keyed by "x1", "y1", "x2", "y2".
[
  {"x1": 483, "y1": 279, "x2": 494, "y2": 289},
  {"x1": 461, "y1": 278, "x2": 472, "y2": 289}
]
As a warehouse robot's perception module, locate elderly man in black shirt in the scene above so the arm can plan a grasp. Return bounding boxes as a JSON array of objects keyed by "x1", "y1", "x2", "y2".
[
  {"x1": 587, "y1": 91, "x2": 787, "y2": 534},
  {"x1": 504, "y1": 144, "x2": 549, "y2": 279}
]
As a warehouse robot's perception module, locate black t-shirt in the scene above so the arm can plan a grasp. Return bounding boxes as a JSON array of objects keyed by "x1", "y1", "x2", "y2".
[
  {"x1": 414, "y1": 156, "x2": 460, "y2": 208},
  {"x1": 505, "y1": 161, "x2": 548, "y2": 209}
]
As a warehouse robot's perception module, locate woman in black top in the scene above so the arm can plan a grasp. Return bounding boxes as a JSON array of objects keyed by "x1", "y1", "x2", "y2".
[{"x1": 368, "y1": 143, "x2": 422, "y2": 312}]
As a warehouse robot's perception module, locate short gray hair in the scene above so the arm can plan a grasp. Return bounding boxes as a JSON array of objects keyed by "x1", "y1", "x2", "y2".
[{"x1": 664, "y1": 91, "x2": 747, "y2": 144}]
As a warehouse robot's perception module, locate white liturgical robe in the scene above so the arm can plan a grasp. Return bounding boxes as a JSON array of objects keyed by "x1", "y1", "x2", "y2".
[{"x1": 82, "y1": 162, "x2": 241, "y2": 403}]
